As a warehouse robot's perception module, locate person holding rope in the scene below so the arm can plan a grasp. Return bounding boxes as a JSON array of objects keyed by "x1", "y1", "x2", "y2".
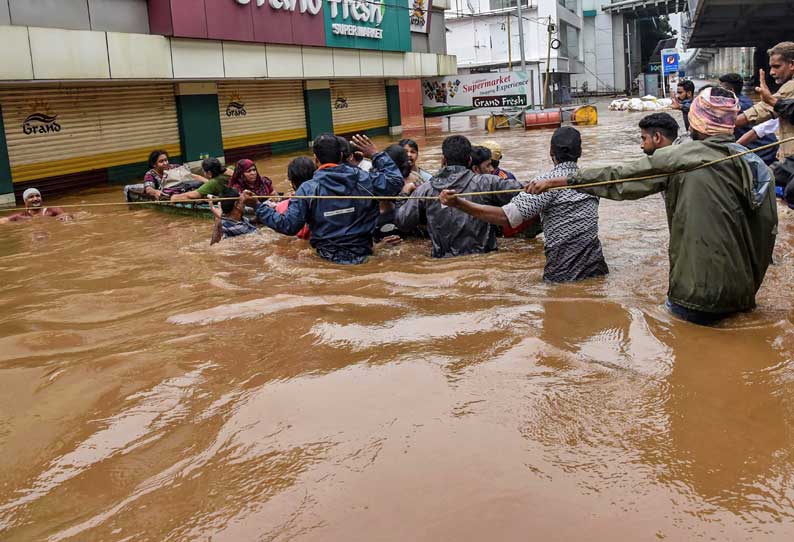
[
  {"x1": 253, "y1": 133, "x2": 404, "y2": 265},
  {"x1": 209, "y1": 188, "x2": 258, "y2": 245},
  {"x1": 439, "y1": 127, "x2": 608, "y2": 282},
  {"x1": 395, "y1": 135, "x2": 522, "y2": 258},
  {"x1": 526, "y1": 86, "x2": 778, "y2": 325}
]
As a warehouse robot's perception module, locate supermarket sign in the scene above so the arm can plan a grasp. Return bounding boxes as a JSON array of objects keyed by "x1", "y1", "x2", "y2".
[
  {"x1": 422, "y1": 72, "x2": 532, "y2": 117},
  {"x1": 148, "y1": 0, "x2": 410, "y2": 52}
]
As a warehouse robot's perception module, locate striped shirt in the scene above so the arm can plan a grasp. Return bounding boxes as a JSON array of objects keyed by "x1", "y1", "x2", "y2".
[
  {"x1": 502, "y1": 162, "x2": 608, "y2": 282},
  {"x1": 221, "y1": 217, "x2": 257, "y2": 239}
]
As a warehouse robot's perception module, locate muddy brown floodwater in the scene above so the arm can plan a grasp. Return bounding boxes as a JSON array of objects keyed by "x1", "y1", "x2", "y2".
[{"x1": 2, "y1": 103, "x2": 794, "y2": 541}]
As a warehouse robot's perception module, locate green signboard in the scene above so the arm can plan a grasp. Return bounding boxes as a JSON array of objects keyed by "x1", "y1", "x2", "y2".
[{"x1": 323, "y1": 0, "x2": 411, "y2": 52}]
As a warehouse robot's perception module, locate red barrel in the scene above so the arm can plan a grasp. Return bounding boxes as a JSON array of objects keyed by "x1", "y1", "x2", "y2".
[{"x1": 524, "y1": 110, "x2": 562, "y2": 130}]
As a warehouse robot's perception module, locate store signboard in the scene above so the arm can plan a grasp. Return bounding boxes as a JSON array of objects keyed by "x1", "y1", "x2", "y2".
[
  {"x1": 147, "y1": 0, "x2": 411, "y2": 52},
  {"x1": 421, "y1": 72, "x2": 532, "y2": 117}
]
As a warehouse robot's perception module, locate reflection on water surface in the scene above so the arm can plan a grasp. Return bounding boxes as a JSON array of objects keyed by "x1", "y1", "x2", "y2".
[{"x1": 1, "y1": 105, "x2": 794, "y2": 541}]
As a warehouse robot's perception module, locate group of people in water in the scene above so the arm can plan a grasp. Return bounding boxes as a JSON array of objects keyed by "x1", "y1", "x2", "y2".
[{"x1": 5, "y1": 41, "x2": 794, "y2": 327}]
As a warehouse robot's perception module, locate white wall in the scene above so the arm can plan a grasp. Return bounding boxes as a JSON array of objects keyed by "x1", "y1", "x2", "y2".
[
  {"x1": 571, "y1": 12, "x2": 622, "y2": 91},
  {"x1": 446, "y1": 10, "x2": 544, "y2": 68},
  {"x1": 447, "y1": 0, "x2": 630, "y2": 92},
  {"x1": 0, "y1": 25, "x2": 459, "y2": 81}
]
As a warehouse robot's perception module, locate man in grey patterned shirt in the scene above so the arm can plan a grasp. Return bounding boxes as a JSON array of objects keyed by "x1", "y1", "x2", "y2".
[{"x1": 440, "y1": 127, "x2": 608, "y2": 282}]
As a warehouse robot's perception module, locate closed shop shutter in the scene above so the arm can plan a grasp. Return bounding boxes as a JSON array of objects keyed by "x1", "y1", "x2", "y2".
[
  {"x1": 330, "y1": 79, "x2": 388, "y2": 135},
  {"x1": 0, "y1": 84, "x2": 181, "y2": 183},
  {"x1": 217, "y1": 80, "x2": 307, "y2": 153}
]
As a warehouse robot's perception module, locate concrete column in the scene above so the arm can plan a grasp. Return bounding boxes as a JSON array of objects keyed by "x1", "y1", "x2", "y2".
[
  {"x1": 385, "y1": 79, "x2": 402, "y2": 137},
  {"x1": 0, "y1": 104, "x2": 14, "y2": 206},
  {"x1": 303, "y1": 80, "x2": 333, "y2": 142},
  {"x1": 175, "y1": 83, "x2": 224, "y2": 166},
  {"x1": 742, "y1": 47, "x2": 755, "y2": 92}
]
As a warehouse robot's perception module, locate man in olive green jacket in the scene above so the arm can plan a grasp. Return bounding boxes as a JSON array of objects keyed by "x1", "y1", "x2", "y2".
[{"x1": 528, "y1": 89, "x2": 778, "y2": 325}]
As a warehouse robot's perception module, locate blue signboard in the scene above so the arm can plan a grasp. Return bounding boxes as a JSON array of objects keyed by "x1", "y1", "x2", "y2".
[{"x1": 662, "y1": 50, "x2": 679, "y2": 75}]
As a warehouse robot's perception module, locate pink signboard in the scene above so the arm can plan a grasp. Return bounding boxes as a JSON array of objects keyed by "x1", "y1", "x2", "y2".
[{"x1": 148, "y1": 0, "x2": 326, "y2": 47}]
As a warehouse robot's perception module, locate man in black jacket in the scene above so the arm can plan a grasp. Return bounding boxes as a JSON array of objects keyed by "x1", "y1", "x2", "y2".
[{"x1": 395, "y1": 135, "x2": 521, "y2": 258}]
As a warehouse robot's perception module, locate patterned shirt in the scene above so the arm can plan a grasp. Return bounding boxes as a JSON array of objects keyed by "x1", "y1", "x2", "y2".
[
  {"x1": 143, "y1": 165, "x2": 178, "y2": 191},
  {"x1": 221, "y1": 217, "x2": 257, "y2": 239},
  {"x1": 502, "y1": 162, "x2": 607, "y2": 282}
]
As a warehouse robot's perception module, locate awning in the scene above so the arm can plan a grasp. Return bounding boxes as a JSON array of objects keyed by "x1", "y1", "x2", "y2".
[
  {"x1": 687, "y1": 0, "x2": 794, "y2": 48},
  {"x1": 603, "y1": 0, "x2": 689, "y2": 17}
]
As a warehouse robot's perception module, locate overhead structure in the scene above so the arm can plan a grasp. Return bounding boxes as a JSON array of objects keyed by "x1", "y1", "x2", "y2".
[
  {"x1": 603, "y1": 0, "x2": 689, "y2": 17},
  {"x1": 687, "y1": 0, "x2": 794, "y2": 48}
]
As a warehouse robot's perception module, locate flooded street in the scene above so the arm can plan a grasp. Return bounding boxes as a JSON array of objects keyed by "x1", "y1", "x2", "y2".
[{"x1": 2, "y1": 104, "x2": 794, "y2": 541}]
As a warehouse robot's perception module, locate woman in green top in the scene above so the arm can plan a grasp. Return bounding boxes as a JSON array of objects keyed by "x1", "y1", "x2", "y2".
[{"x1": 171, "y1": 158, "x2": 232, "y2": 202}]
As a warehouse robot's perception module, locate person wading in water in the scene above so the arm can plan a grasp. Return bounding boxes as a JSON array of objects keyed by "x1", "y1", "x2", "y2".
[
  {"x1": 439, "y1": 127, "x2": 609, "y2": 283},
  {"x1": 527, "y1": 87, "x2": 778, "y2": 326}
]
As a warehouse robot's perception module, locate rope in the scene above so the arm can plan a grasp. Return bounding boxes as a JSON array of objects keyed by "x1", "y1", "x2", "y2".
[{"x1": 1, "y1": 136, "x2": 790, "y2": 213}]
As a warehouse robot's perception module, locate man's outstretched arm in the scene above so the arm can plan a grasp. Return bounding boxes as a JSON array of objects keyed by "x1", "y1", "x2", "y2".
[{"x1": 439, "y1": 190, "x2": 510, "y2": 226}]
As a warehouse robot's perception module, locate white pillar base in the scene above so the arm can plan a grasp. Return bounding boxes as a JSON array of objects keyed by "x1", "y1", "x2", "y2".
[
  {"x1": 0, "y1": 192, "x2": 15, "y2": 208},
  {"x1": 389, "y1": 125, "x2": 403, "y2": 136}
]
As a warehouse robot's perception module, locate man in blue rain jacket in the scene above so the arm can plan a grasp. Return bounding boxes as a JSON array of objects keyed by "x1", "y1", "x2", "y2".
[{"x1": 256, "y1": 133, "x2": 404, "y2": 264}]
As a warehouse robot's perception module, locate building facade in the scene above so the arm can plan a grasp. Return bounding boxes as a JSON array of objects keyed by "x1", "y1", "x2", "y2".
[
  {"x1": 0, "y1": 0, "x2": 456, "y2": 204},
  {"x1": 445, "y1": 0, "x2": 626, "y2": 105}
]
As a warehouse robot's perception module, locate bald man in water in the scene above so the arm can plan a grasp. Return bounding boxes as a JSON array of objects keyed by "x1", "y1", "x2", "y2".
[{"x1": 0, "y1": 188, "x2": 70, "y2": 224}]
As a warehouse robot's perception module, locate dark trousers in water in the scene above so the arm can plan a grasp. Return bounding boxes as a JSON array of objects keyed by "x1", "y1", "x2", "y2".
[
  {"x1": 665, "y1": 300, "x2": 735, "y2": 326},
  {"x1": 772, "y1": 158, "x2": 794, "y2": 207}
]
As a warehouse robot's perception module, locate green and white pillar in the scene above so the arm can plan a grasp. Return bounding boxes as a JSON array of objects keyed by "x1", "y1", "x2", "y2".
[
  {"x1": 386, "y1": 79, "x2": 402, "y2": 137},
  {"x1": 0, "y1": 105, "x2": 14, "y2": 206},
  {"x1": 303, "y1": 80, "x2": 333, "y2": 142},
  {"x1": 175, "y1": 83, "x2": 225, "y2": 165}
]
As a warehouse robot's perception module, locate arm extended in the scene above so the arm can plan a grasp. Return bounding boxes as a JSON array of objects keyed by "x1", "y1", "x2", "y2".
[
  {"x1": 439, "y1": 190, "x2": 510, "y2": 226},
  {"x1": 256, "y1": 190, "x2": 310, "y2": 236},
  {"x1": 368, "y1": 152, "x2": 406, "y2": 196}
]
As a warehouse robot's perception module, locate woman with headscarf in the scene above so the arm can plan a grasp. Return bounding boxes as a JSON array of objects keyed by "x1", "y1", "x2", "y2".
[{"x1": 229, "y1": 159, "x2": 275, "y2": 200}]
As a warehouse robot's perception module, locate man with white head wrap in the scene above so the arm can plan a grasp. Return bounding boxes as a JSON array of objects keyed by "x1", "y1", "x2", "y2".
[{"x1": 1, "y1": 187, "x2": 70, "y2": 223}]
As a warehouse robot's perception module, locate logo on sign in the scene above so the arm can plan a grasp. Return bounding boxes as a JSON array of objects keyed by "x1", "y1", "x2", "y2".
[
  {"x1": 235, "y1": 0, "x2": 322, "y2": 15},
  {"x1": 472, "y1": 95, "x2": 527, "y2": 108},
  {"x1": 329, "y1": 0, "x2": 385, "y2": 39},
  {"x1": 225, "y1": 94, "x2": 247, "y2": 117},
  {"x1": 22, "y1": 101, "x2": 61, "y2": 135},
  {"x1": 334, "y1": 96, "x2": 349, "y2": 109}
]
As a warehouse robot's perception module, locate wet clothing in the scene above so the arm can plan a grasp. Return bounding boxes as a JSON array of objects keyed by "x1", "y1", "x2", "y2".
[
  {"x1": 742, "y1": 79, "x2": 794, "y2": 161},
  {"x1": 502, "y1": 162, "x2": 608, "y2": 282},
  {"x1": 409, "y1": 168, "x2": 433, "y2": 184},
  {"x1": 772, "y1": 158, "x2": 794, "y2": 208},
  {"x1": 229, "y1": 159, "x2": 274, "y2": 197},
  {"x1": 395, "y1": 165, "x2": 521, "y2": 258},
  {"x1": 665, "y1": 299, "x2": 734, "y2": 326},
  {"x1": 143, "y1": 165, "x2": 178, "y2": 192},
  {"x1": 197, "y1": 174, "x2": 230, "y2": 197},
  {"x1": 679, "y1": 98, "x2": 692, "y2": 131},
  {"x1": 256, "y1": 153, "x2": 403, "y2": 264},
  {"x1": 275, "y1": 199, "x2": 310, "y2": 239},
  {"x1": 776, "y1": 98, "x2": 794, "y2": 123},
  {"x1": 221, "y1": 217, "x2": 257, "y2": 239},
  {"x1": 569, "y1": 135, "x2": 777, "y2": 317},
  {"x1": 736, "y1": 95, "x2": 778, "y2": 166},
  {"x1": 494, "y1": 167, "x2": 517, "y2": 181}
]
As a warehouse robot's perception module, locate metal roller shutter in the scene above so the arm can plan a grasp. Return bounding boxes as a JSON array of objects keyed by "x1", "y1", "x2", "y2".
[
  {"x1": 217, "y1": 80, "x2": 307, "y2": 151},
  {"x1": 0, "y1": 84, "x2": 181, "y2": 183},
  {"x1": 330, "y1": 80, "x2": 388, "y2": 134}
]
